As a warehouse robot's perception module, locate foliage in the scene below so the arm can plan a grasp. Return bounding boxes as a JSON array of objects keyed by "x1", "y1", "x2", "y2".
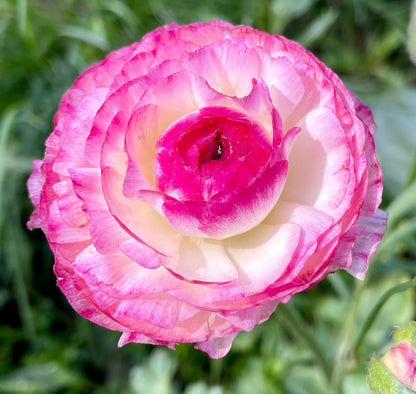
[{"x1": 0, "y1": 0, "x2": 415, "y2": 393}]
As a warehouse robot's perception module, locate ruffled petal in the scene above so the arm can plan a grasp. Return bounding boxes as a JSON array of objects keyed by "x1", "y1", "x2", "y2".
[
  {"x1": 194, "y1": 333, "x2": 238, "y2": 359},
  {"x1": 27, "y1": 160, "x2": 44, "y2": 229},
  {"x1": 343, "y1": 209, "x2": 388, "y2": 279}
]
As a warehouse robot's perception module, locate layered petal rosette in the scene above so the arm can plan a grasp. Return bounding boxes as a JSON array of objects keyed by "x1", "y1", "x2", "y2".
[{"x1": 27, "y1": 21, "x2": 388, "y2": 358}]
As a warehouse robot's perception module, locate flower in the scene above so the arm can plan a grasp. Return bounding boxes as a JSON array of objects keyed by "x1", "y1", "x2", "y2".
[
  {"x1": 27, "y1": 20, "x2": 387, "y2": 358},
  {"x1": 368, "y1": 322, "x2": 416, "y2": 392}
]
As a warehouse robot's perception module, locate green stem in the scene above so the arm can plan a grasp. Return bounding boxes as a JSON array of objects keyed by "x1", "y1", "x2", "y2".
[
  {"x1": 353, "y1": 276, "x2": 416, "y2": 360},
  {"x1": 278, "y1": 303, "x2": 332, "y2": 382},
  {"x1": 0, "y1": 108, "x2": 18, "y2": 232},
  {"x1": 331, "y1": 280, "x2": 365, "y2": 394},
  {"x1": 17, "y1": 0, "x2": 27, "y2": 37},
  {"x1": 255, "y1": 0, "x2": 272, "y2": 32},
  {"x1": 10, "y1": 238, "x2": 36, "y2": 342}
]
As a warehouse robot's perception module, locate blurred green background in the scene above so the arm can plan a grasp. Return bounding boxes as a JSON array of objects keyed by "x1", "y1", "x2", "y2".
[{"x1": 1, "y1": 0, "x2": 416, "y2": 393}]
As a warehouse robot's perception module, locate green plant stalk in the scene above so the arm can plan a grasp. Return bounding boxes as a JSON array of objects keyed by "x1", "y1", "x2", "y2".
[
  {"x1": 353, "y1": 277, "x2": 416, "y2": 360},
  {"x1": 0, "y1": 108, "x2": 18, "y2": 232},
  {"x1": 8, "y1": 224, "x2": 36, "y2": 342},
  {"x1": 278, "y1": 303, "x2": 332, "y2": 382},
  {"x1": 17, "y1": 0, "x2": 27, "y2": 37},
  {"x1": 331, "y1": 280, "x2": 365, "y2": 394},
  {"x1": 209, "y1": 357, "x2": 223, "y2": 385},
  {"x1": 407, "y1": 151, "x2": 416, "y2": 188},
  {"x1": 409, "y1": 0, "x2": 416, "y2": 65},
  {"x1": 1, "y1": 108, "x2": 35, "y2": 342},
  {"x1": 254, "y1": 0, "x2": 272, "y2": 33}
]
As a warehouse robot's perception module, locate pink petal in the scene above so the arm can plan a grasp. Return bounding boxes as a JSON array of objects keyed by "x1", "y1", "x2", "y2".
[
  {"x1": 124, "y1": 104, "x2": 159, "y2": 190},
  {"x1": 163, "y1": 236, "x2": 239, "y2": 283},
  {"x1": 73, "y1": 244, "x2": 179, "y2": 296},
  {"x1": 114, "y1": 295, "x2": 182, "y2": 329},
  {"x1": 118, "y1": 238, "x2": 163, "y2": 269},
  {"x1": 210, "y1": 39, "x2": 261, "y2": 97},
  {"x1": 282, "y1": 105, "x2": 353, "y2": 219},
  {"x1": 69, "y1": 167, "x2": 129, "y2": 253},
  {"x1": 194, "y1": 333, "x2": 238, "y2": 359},
  {"x1": 27, "y1": 160, "x2": 44, "y2": 229},
  {"x1": 344, "y1": 209, "x2": 388, "y2": 279},
  {"x1": 265, "y1": 55, "x2": 306, "y2": 123},
  {"x1": 47, "y1": 199, "x2": 90, "y2": 244},
  {"x1": 54, "y1": 87, "x2": 108, "y2": 176},
  {"x1": 118, "y1": 332, "x2": 177, "y2": 350}
]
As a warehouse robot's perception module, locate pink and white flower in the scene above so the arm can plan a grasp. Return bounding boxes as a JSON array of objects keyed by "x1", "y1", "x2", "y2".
[{"x1": 27, "y1": 20, "x2": 387, "y2": 358}]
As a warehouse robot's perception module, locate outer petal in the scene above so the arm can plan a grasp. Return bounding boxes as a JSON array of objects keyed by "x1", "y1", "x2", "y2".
[
  {"x1": 343, "y1": 209, "x2": 388, "y2": 279},
  {"x1": 194, "y1": 333, "x2": 239, "y2": 359},
  {"x1": 72, "y1": 244, "x2": 179, "y2": 296},
  {"x1": 27, "y1": 160, "x2": 44, "y2": 229},
  {"x1": 69, "y1": 168, "x2": 129, "y2": 254}
]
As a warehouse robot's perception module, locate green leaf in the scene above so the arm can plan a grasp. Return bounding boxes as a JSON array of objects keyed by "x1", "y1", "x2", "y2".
[
  {"x1": 297, "y1": 9, "x2": 339, "y2": 48},
  {"x1": 59, "y1": 25, "x2": 109, "y2": 51},
  {"x1": 0, "y1": 363, "x2": 79, "y2": 394},
  {"x1": 386, "y1": 180, "x2": 416, "y2": 228},
  {"x1": 233, "y1": 357, "x2": 285, "y2": 394},
  {"x1": 343, "y1": 372, "x2": 373, "y2": 394},
  {"x1": 99, "y1": 0, "x2": 137, "y2": 31},
  {"x1": 269, "y1": 0, "x2": 313, "y2": 33},
  {"x1": 129, "y1": 349, "x2": 178, "y2": 394},
  {"x1": 283, "y1": 365, "x2": 330, "y2": 394},
  {"x1": 358, "y1": 88, "x2": 416, "y2": 198},
  {"x1": 184, "y1": 382, "x2": 224, "y2": 394}
]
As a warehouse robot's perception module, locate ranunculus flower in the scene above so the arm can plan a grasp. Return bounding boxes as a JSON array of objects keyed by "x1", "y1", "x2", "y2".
[{"x1": 27, "y1": 20, "x2": 387, "y2": 358}]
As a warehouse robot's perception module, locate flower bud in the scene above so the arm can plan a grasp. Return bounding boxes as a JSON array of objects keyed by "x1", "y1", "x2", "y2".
[{"x1": 368, "y1": 322, "x2": 416, "y2": 393}]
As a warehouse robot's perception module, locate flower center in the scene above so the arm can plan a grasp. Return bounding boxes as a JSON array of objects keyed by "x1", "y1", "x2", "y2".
[
  {"x1": 199, "y1": 132, "x2": 223, "y2": 165},
  {"x1": 153, "y1": 106, "x2": 272, "y2": 201},
  {"x1": 198, "y1": 130, "x2": 224, "y2": 165}
]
